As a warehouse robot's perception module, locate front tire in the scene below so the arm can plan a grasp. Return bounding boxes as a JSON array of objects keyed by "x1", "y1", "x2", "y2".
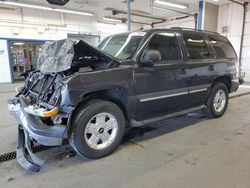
[
  {"x1": 69, "y1": 100, "x2": 125, "y2": 159},
  {"x1": 206, "y1": 82, "x2": 229, "y2": 118}
]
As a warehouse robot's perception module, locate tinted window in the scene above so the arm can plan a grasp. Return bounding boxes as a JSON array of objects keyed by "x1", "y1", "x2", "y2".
[
  {"x1": 145, "y1": 33, "x2": 182, "y2": 61},
  {"x1": 97, "y1": 36, "x2": 111, "y2": 49},
  {"x1": 183, "y1": 34, "x2": 211, "y2": 60},
  {"x1": 101, "y1": 35, "x2": 128, "y2": 56},
  {"x1": 208, "y1": 35, "x2": 237, "y2": 58},
  {"x1": 98, "y1": 34, "x2": 144, "y2": 60}
]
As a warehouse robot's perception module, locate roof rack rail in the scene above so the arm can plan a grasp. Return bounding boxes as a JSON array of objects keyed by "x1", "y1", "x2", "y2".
[{"x1": 170, "y1": 27, "x2": 219, "y2": 34}]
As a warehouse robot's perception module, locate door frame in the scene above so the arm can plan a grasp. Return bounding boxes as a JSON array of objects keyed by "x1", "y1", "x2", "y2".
[
  {"x1": 0, "y1": 37, "x2": 48, "y2": 83},
  {"x1": 133, "y1": 30, "x2": 190, "y2": 120}
]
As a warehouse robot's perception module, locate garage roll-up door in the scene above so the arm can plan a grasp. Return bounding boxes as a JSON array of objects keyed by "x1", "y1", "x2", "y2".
[{"x1": 242, "y1": 4, "x2": 250, "y2": 82}]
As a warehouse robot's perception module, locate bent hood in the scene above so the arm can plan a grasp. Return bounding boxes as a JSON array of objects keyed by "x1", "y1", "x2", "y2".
[{"x1": 37, "y1": 39, "x2": 120, "y2": 74}]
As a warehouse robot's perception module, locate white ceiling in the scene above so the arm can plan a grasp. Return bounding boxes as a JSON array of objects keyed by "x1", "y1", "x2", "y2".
[{"x1": 0, "y1": 0, "x2": 244, "y2": 23}]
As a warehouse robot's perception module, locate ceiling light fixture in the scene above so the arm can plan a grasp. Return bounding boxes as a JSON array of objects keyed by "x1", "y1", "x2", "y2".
[
  {"x1": 0, "y1": 1, "x2": 93, "y2": 16},
  {"x1": 153, "y1": 6, "x2": 174, "y2": 12},
  {"x1": 0, "y1": 1, "x2": 52, "y2": 10},
  {"x1": 103, "y1": 17, "x2": 122, "y2": 23},
  {"x1": 187, "y1": 39, "x2": 203, "y2": 43},
  {"x1": 13, "y1": 42, "x2": 24, "y2": 46},
  {"x1": 154, "y1": 0, "x2": 188, "y2": 9},
  {"x1": 54, "y1": 9, "x2": 93, "y2": 16}
]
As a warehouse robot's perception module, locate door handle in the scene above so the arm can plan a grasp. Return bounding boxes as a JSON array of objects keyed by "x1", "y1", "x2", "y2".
[
  {"x1": 179, "y1": 68, "x2": 187, "y2": 74},
  {"x1": 209, "y1": 65, "x2": 215, "y2": 71}
]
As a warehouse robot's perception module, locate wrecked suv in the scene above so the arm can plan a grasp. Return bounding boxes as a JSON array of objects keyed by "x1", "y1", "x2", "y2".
[{"x1": 8, "y1": 28, "x2": 240, "y2": 171}]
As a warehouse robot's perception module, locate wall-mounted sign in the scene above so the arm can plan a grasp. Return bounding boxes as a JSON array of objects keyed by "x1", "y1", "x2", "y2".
[
  {"x1": 222, "y1": 26, "x2": 229, "y2": 34},
  {"x1": 0, "y1": 50, "x2": 4, "y2": 55},
  {"x1": 0, "y1": 39, "x2": 12, "y2": 83},
  {"x1": 0, "y1": 40, "x2": 8, "y2": 62}
]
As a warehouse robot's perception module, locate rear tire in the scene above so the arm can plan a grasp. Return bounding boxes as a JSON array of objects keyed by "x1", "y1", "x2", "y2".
[
  {"x1": 69, "y1": 100, "x2": 125, "y2": 159},
  {"x1": 206, "y1": 82, "x2": 229, "y2": 118}
]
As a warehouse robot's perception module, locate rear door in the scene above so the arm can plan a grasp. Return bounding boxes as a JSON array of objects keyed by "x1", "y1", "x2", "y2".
[
  {"x1": 182, "y1": 32, "x2": 216, "y2": 107},
  {"x1": 134, "y1": 31, "x2": 189, "y2": 121}
]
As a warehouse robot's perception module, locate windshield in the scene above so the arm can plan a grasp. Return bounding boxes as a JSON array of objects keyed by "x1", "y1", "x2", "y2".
[{"x1": 97, "y1": 32, "x2": 145, "y2": 60}]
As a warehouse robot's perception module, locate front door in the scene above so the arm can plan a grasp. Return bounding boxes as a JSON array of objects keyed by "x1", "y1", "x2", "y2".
[{"x1": 134, "y1": 32, "x2": 189, "y2": 121}]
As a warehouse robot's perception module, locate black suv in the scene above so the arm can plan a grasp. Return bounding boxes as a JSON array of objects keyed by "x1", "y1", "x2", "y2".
[{"x1": 8, "y1": 28, "x2": 240, "y2": 171}]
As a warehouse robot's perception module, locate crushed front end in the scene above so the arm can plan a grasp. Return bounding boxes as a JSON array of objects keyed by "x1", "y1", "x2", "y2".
[
  {"x1": 8, "y1": 38, "x2": 120, "y2": 172},
  {"x1": 8, "y1": 71, "x2": 73, "y2": 172},
  {"x1": 7, "y1": 39, "x2": 76, "y2": 172}
]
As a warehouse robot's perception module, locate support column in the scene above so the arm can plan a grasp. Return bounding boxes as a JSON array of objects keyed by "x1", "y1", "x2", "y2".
[
  {"x1": 198, "y1": 0, "x2": 204, "y2": 30},
  {"x1": 127, "y1": 0, "x2": 131, "y2": 31},
  {"x1": 198, "y1": 0, "x2": 219, "y2": 32}
]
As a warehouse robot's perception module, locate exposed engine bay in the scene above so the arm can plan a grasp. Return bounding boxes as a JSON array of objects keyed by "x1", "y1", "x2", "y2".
[{"x1": 17, "y1": 71, "x2": 66, "y2": 120}]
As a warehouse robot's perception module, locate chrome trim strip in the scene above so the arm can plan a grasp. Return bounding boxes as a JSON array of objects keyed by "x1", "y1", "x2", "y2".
[
  {"x1": 140, "y1": 91, "x2": 188, "y2": 102},
  {"x1": 188, "y1": 84, "x2": 210, "y2": 91},
  {"x1": 189, "y1": 88, "x2": 207, "y2": 94},
  {"x1": 140, "y1": 87, "x2": 208, "y2": 102}
]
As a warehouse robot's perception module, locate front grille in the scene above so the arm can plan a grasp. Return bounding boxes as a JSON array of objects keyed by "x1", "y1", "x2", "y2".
[{"x1": 24, "y1": 72, "x2": 63, "y2": 105}]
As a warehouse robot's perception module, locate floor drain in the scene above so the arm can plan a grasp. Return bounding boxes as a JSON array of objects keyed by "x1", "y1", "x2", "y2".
[
  {"x1": 0, "y1": 139, "x2": 69, "y2": 163},
  {"x1": 0, "y1": 151, "x2": 16, "y2": 163}
]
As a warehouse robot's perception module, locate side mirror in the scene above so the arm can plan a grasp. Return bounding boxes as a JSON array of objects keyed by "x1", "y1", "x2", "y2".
[{"x1": 140, "y1": 50, "x2": 161, "y2": 67}]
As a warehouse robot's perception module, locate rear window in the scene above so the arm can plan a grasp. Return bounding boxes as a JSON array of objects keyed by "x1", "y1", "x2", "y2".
[
  {"x1": 183, "y1": 34, "x2": 212, "y2": 60},
  {"x1": 208, "y1": 35, "x2": 237, "y2": 58}
]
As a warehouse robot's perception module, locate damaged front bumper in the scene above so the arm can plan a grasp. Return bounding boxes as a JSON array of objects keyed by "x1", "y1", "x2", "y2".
[{"x1": 8, "y1": 97, "x2": 66, "y2": 172}]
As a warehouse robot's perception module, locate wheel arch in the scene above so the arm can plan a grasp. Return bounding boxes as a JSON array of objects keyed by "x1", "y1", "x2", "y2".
[
  {"x1": 205, "y1": 75, "x2": 231, "y2": 104},
  {"x1": 67, "y1": 87, "x2": 130, "y2": 132},
  {"x1": 213, "y1": 75, "x2": 232, "y2": 92}
]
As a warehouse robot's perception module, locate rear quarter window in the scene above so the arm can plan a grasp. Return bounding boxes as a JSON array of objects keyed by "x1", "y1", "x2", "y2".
[{"x1": 208, "y1": 35, "x2": 237, "y2": 59}]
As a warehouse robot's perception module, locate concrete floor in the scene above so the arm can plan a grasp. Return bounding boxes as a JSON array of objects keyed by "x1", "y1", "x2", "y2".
[{"x1": 1, "y1": 83, "x2": 250, "y2": 188}]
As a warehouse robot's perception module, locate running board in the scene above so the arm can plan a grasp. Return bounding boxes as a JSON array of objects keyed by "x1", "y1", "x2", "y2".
[{"x1": 130, "y1": 105, "x2": 206, "y2": 127}]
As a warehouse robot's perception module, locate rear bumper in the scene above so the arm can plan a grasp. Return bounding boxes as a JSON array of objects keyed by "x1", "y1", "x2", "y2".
[
  {"x1": 8, "y1": 97, "x2": 66, "y2": 172},
  {"x1": 239, "y1": 71, "x2": 245, "y2": 85}
]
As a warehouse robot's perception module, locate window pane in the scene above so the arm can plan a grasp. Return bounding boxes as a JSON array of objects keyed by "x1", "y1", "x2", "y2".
[
  {"x1": 146, "y1": 33, "x2": 182, "y2": 61},
  {"x1": 183, "y1": 34, "x2": 211, "y2": 60},
  {"x1": 115, "y1": 36, "x2": 143, "y2": 60},
  {"x1": 208, "y1": 35, "x2": 237, "y2": 58},
  {"x1": 101, "y1": 35, "x2": 128, "y2": 56},
  {"x1": 98, "y1": 36, "x2": 111, "y2": 49},
  {"x1": 98, "y1": 34, "x2": 144, "y2": 60}
]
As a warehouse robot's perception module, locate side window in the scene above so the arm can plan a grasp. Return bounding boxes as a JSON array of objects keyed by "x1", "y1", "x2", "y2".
[
  {"x1": 183, "y1": 34, "x2": 212, "y2": 60},
  {"x1": 144, "y1": 32, "x2": 182, "y2": 61},
  {"x1": 208, "y1": 35, "x2": 237, "y2": 58}
]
